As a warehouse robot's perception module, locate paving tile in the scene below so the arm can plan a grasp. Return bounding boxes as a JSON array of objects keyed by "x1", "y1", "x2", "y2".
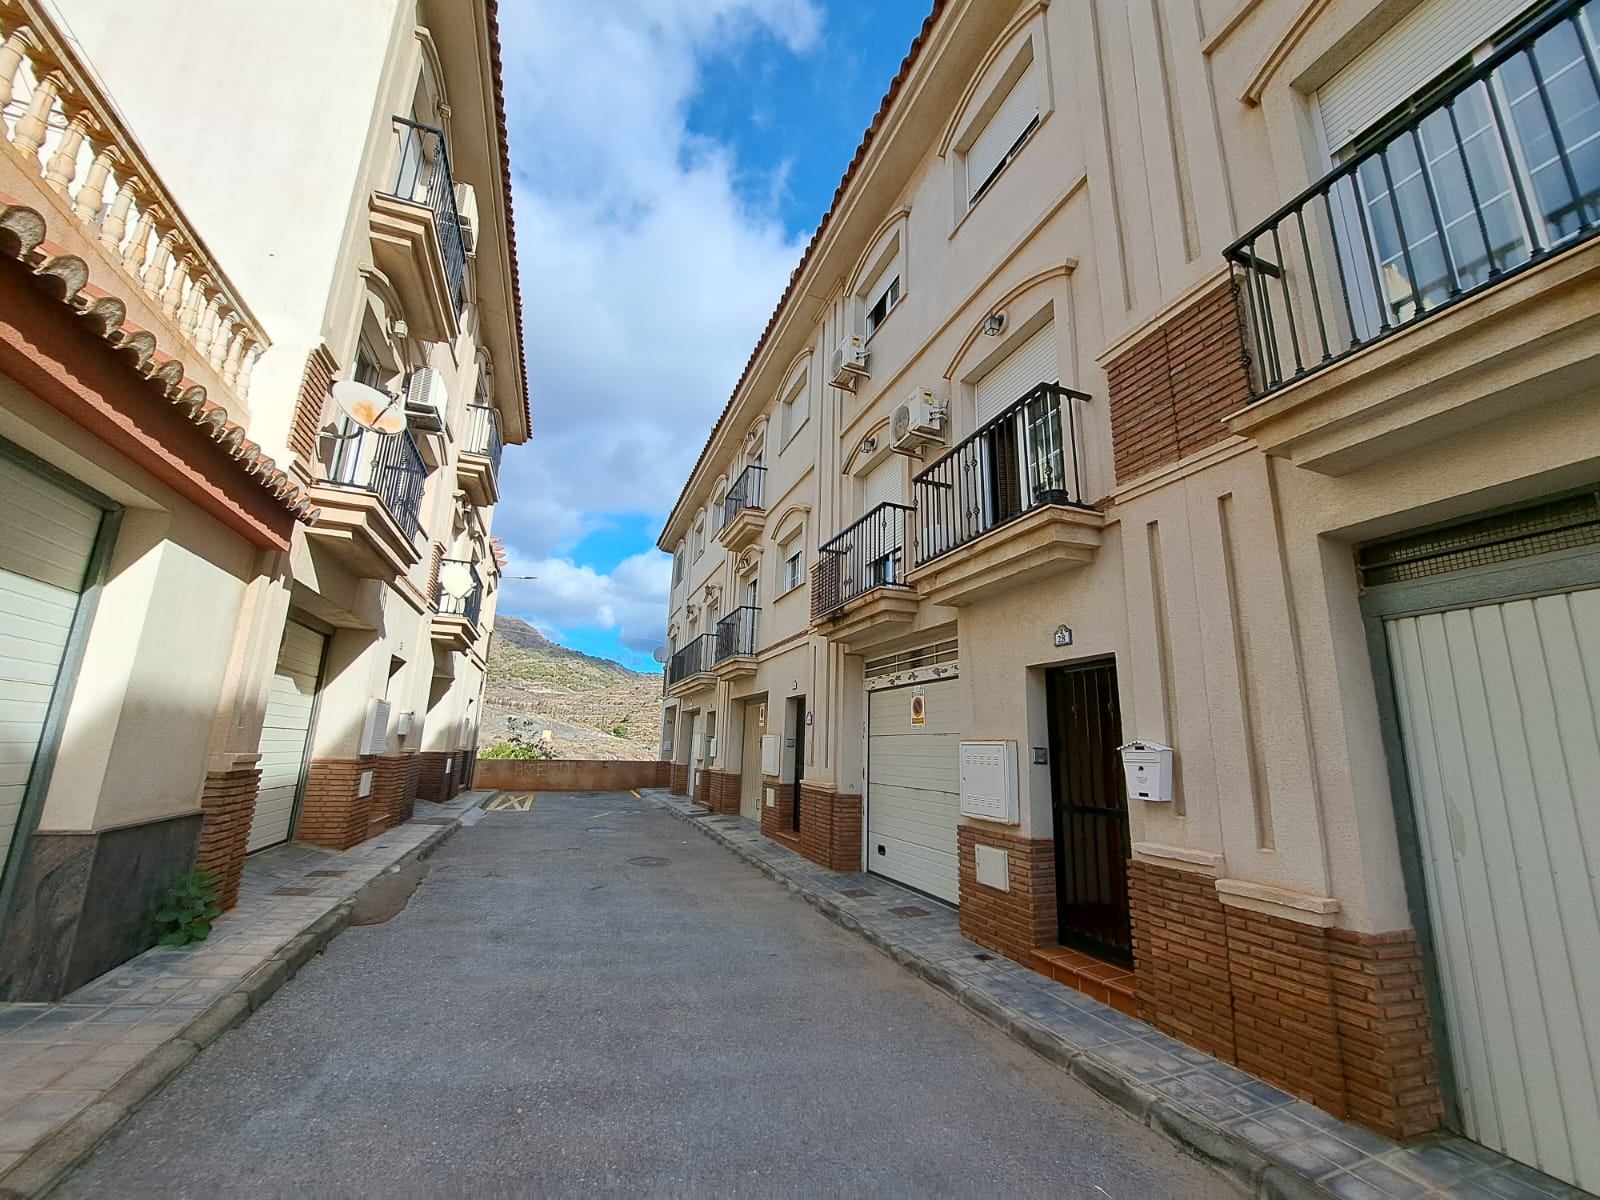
[
  {"x1": 0, "y1": 1118, "x2": 60, "y2": 1153},
  {"x1": 6, "y1": 1090, "x2": 96, "y2": 1124}
]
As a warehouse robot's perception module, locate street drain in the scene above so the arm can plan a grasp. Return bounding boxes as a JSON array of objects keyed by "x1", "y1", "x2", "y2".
[
  {"x1": 585, "y1": 826, "x2": 617, "y2": 833},
  {"x1": 628, "y1": 856, "x2": 670, "y2": 867},
  {"x1": 889, "y1": 906, "x2": 930, "y2": 919}
]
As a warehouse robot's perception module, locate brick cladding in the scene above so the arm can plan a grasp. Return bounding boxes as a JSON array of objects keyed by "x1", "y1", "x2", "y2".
[
  {"x1": 416, "y1": 752, "x2": 451, "y2": 803},
  {"x1": 698, "y1": 770, "x2": 740, "y2": 815},
  {"x1": 956, "y1": 826, "x2": 1055, "y2": 967},
  {"x1": 1128, "y1": 859, "x2": 1443, "y2": 1139},
  {"x1": 692, "y1": 768, "x2": 710, "y2": 810},
  {"x1": 195, "y1": 767, "x2": 261, "y2": 911},
  {"x1": 297, "y1": 758, "x2": 377, "y2": 851},
  {"x1": 398, "y1": 754, "x2": 421, "y2": 823},
  {"x1": 1104, "y1": 279, "x2": 1252, "y2": 484},
  {"x1": 760, "y1": 777, "x2": 796, "y2": 844},
  {"x1": 370, "y1": 756, "x2": 410, "y2": 830},
  {"x1": 798, "y1": 784, "x2": 861, "y2": 872},
  {"x1": 288, "y1": 345, "x2": 337, "y2": 465},
  {"x1": 655, "y1": 761, "x2": 672, "y2": 788},
  {"x1": 669, "y1": 762, "x2": 690, "y2": 796}
]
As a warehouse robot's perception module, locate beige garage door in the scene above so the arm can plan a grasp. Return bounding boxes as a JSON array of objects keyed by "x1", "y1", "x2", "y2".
[
  {"x1": 867, "y1": 679, "x2": 961, "y2": 903},
  {"x1": 0, "y1": 457, "x2": 102, "y2": 885},
  {"x1": 1386, "y1": 587, "x2": 1600, "y2": 1191},
  {"x1": 249, "y1": 620, "x2": 326, "y2": 852}
]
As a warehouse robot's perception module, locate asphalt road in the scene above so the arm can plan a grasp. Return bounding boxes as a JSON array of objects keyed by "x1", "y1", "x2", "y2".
[{"x1": 57, "y1": 792, "x2": 1234, "y2": 1199}]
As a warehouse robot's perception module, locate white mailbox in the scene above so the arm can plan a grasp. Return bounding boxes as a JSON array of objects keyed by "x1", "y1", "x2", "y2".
[{"x1": 1119, "y1": 741, "x2": 1174, "y2": 803}]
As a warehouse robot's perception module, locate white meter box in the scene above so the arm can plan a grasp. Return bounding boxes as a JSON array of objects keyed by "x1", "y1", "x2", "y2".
[
  {"x1": 1119, "y1": 741, "x2": 1174, "y2": 803},
  {"x1": 760, "y1": 734, "x2": 782, "y2": 778},
  {"x1": 959, "y1": 740, "x2": 1018, "y2": 824}
]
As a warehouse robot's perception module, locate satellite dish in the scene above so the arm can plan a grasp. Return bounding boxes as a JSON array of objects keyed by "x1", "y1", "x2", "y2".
[
  {"x1": 331, "y1": 379, "x2": 405, "y2": 435},
  {"x1": 439, "y1": 561, "x2": 476, "y2": 600},
  {"x1": 652, "y1": 646, "x2": 669, "y2": 665}
]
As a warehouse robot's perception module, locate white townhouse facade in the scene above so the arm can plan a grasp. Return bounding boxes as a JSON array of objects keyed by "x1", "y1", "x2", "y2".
[
  {"x1": 0, "y1": 0, "x2": 527, "y2": 1001},
  {"x1": 658, "y1": 0, "x2": 1600, "y2": 1188}
]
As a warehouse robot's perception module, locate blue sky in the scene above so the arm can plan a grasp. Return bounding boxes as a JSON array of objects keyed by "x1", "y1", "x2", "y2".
[{"x1": 492, "y1": 1, "x2": 931, "y2": 672}]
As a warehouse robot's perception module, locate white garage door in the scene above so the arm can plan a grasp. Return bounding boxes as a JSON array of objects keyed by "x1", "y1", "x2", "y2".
[
  {"x1": 0, "y1": 457, "x2": 102, "y2": 883},
  {"x1": 1386, "y1": 588, "x2": 1600, "y2": 1191},
  {"x1": 867, "y1": 679, "x2": 961, "y2": 904},
  {"x1": 249, "y1": 620, "x2": 325, "y2": 852}
]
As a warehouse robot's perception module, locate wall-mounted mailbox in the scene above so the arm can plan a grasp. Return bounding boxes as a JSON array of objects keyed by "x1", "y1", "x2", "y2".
[{"x1": 1119, "y1": 741, "x2": 1174, "y2": 803}]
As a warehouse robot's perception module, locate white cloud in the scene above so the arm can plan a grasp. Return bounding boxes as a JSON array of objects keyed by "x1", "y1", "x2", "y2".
[
  {"x1": 490, "y1": 0, "x2": 819, "y2": 646},
  {"x1": 499, "y1": 551, "x2": 672, "y2": 660}
]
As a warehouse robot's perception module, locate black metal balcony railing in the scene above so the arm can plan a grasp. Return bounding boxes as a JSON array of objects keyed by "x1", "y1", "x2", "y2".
[
  {"x1": 723, "y1": 465, "x2": 766, "y2": 527},
  {"x1": 463, "y1": 404, "x2": 503, "y2": 477},
  {"x1": 325, "y1": 423, "x2": 428, "y2": 538},
  {"x1": 913, "y1": 383, "x2": 1090, "y2": 567},
  {"x1": 385, "y1": 116, "x2": 468, "y2": 309},
  {"x1": 436, "y1": 558, "x2": 483, "y2": 627},
  {"x1": 1226, "y1": 0, "x2": 1600, "y2": 399},
  {"x1": 815, "y1": 503, "x2": 915, "y2": 618},
  {"x1": 667, "y1": 634, "x2": 709, "y2": 686},
  {"x1": 714, "y1": 606, "x2": 759, "y2": 662}
]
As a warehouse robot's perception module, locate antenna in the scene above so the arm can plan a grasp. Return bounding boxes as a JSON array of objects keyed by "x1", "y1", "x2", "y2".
[
  {"x1": 438, "y1": 561, "x2": 476, "y2": 600},
  {"x1": 329, "y1": 379, "x2": 405, "y2": 436}
]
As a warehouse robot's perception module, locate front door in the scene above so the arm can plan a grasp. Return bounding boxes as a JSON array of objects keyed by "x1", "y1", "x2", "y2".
[
  {"x1": 249, "y1": 620, "x2": 327, "y2": 852},
  {"x1": 790, "y1": 696, "x2": 805, "y2": 832},
  {"x1": 740, "y1": 701, "x2": 765, "y2": 821},
  {"x1": 1046, "y1": 660, "x2": 1132, "y2": 964}
]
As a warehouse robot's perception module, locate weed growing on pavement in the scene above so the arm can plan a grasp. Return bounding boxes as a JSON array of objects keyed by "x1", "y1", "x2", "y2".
[{"x1": 153, "y1": 869, "x2": 222, "y2": 945}]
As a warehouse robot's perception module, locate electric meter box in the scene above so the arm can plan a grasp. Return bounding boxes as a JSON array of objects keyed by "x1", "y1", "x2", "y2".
[{"x1": 1119, "y1": 741, "x2": 1174, "y2": 803}]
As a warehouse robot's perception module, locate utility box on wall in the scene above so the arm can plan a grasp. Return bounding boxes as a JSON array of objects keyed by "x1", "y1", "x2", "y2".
[
  {"x1": 1119, "y1": 741, "x2": 1174, "y2": 803},
  {"x1": 760, "y1": 734, "x2": 782, "y2": 777},
  {"x1": 358, "y1": 699, "x2": 392, "y2": 757},
  {"x1": 959, "y1": 740, "x2": 1018, "y2": 824}
]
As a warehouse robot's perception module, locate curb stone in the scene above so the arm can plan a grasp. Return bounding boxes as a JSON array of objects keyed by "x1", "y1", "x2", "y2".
[
  {"x1": 648, "y1": 791, "x2": 1331, "y2": 1200},
  {"x1": 2, "y1": 813, "x2": 469, "y2": 1200}
]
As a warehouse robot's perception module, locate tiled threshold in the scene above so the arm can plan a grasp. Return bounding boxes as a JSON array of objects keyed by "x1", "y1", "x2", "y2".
[
  {"x1": 645, "y1": 789, "x2": 1589, "y2": 1200},
  {"x1": 1032, "y1": 945, "x2": 1137, "y2": 1017}
]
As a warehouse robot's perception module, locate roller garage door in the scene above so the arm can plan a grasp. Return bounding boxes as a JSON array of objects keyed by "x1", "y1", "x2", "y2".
[
  {"x1": 0, "y1": 455, "x2": 103, "y2": 885},
  {"x1": 248, "y1": 620, "x2": 326, "y2": 852},
  {"x1": 866, "y1": 678, "x2": 961, "y2": 903}
]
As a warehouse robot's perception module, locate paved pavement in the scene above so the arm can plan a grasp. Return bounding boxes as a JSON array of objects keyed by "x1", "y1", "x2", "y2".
[{"x1": 54, "y1": 790, "x2": 1235, "y2": 1200}]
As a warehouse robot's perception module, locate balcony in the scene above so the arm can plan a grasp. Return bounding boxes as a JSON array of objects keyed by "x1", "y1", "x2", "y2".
[
  {"x1": 304, "y1": 424, "x2": 427, "y2": 578},
  {"x1": 718, "y1": 465, "x2": 767, "y2": 551},
  {"x1": 369, "y1": 117, "x2": 469, "y2": 343},
  {"x1": 712, "y1": 606, "x2": 759, "y2": 680},
  {"x1": 431, "y1": 558, "x2": 483, "y2": 653},
  {"x1": 908, "y1": 384, "x2": 1101, "y2": 608},
  {"x1": 458, "y1": 404, "x2": 503, "y2": 506},
  {"x1": 666, "y1": 634, "x2": 714, "y2": 696},
  {"x1": 1224, "y1": 0, "x2": 1600, "y2": 473},
  {"x1": 812, "y1": 503, "x2": 919, "y2": 648}
]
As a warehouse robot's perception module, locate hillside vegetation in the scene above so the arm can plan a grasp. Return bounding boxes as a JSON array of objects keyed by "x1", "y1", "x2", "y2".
[{"x1": 482, "y1": 617, "x2": 662, "y2": 760}]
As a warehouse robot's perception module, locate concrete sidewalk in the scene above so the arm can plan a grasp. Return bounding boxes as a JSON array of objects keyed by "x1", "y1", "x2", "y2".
[
  {"x1": 645, "y1": 789, "x2": 1589, "y2": 1200},
  {"x1": 0, "y1": 791, "x2": 487, "y2": 1199}
]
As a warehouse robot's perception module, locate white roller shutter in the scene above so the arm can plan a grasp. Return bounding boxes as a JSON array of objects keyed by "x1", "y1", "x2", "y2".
[
  {"x1": 966, "y1": 65, "x2": 1039, "y2": 201},
  {"x1": 0, "y1": 457, "x2": 100, "y2": 882},
  {"x1": 975, "y1": 321, "x2": 1059, "y2": 426},
  {"x1": 1316, "y1": 0, "x2": 1541, "y2": 150},
  {"x1": 1386, "y1": 588, "x2": 1600, "y2": 1191},
  {"x1": 249, "y1": 620, "x2": 325, "y2": 852},
  {"x1": 862, "y1": 456, "x2": 903, "y2": 513},
  {"x1": 867, "y1": 679, "x2": 961, "y2": 904}
]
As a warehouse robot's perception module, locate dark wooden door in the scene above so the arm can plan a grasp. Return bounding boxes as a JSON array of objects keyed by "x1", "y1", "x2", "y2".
[
  {"x1": 1047, "y1": 660, "x2": 1132, "y2": 964},
  {"x1": 791, "y1": 696, "x2": 805, "y2": 832}
]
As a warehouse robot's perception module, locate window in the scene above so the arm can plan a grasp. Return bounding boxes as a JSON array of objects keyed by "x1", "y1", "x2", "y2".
[
  {"x1": 780, "y1": 378, "x2": 810, "y2": 447},
  {"x1": 865, "y1": 273, "x2": 901, "y2": 338},
  {"x1": 693, "y1": 517, "x2": 706, "y2": 560},
  {"x1": 779, "y1": 532, "x2": 805, "y2": 594},
  {"x1": 964, "y1": 60, "x2": 1040, "y2": 206},
  {"x1": 673, "y1": 548, "x2": 684, "y2": 586}
]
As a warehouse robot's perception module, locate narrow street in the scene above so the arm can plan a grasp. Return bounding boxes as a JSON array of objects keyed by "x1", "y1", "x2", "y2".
[{"x1": 56, "y1": 792, "x2": 1232, "y2": 1199}]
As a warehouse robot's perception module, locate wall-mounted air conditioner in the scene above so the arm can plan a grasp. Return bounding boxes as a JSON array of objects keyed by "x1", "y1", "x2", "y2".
[
  {"x1": 891, "y1": 388, "x2": 947, "y2": 453},
  {"x1": 830, "y1": 334, "x2": 870, "y2": 390},
  {"x1": 454, "y1": 182, "x2": 479, "y2": 255},
  {"x1": 405, "y1": 366, "x2": 448, "y2": 433}
]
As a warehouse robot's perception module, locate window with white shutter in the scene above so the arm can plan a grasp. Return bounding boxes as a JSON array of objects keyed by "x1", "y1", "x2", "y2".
[
  {"x1": 964, "y1": 63, "x2": 1040, "y2": 205},
  {"x1": 974, "y1": 321, "x2": 1059, "y2": 427}
]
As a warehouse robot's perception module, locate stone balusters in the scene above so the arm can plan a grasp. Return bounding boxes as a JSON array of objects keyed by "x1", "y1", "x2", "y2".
[{"x1": 0, "y1": 7, "x2": 266, "y2": 402}]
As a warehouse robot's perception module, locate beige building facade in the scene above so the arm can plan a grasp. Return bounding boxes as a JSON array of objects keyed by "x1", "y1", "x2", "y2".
[
  {"x1": 658, "y1": 0, "x2": 1600, "y2": 1187},
  {"x1": 0, "y1": 1, "x2": 526, "y2": 1001}
]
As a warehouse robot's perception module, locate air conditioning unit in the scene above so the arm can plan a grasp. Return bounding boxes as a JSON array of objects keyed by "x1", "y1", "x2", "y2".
[
  {"x1": 830, "y1": 334, "x2": 870, "y2": 390},
  {"x1": 891, "y1": 388, "x2": 947, "y2": 453},
  {"x1": 404, "y1": 366, "x2": 448, "y2": 432},
  {"x1": 454, "y1": 182, "x2": 479, "y2": 255}
]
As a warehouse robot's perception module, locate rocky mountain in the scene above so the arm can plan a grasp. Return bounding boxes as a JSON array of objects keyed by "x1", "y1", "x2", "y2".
[{"x1": 482, "y1": 616, "x2": 662, "y2": 760}]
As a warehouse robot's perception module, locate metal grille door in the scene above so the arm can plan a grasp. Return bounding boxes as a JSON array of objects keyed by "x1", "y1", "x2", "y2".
[{"x1": 1047, "y1": 661, "x2": 1132, "y2": 963}]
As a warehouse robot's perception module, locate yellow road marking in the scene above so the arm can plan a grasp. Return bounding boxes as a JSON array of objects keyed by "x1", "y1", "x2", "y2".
[{"x1": 487, "y1": 792, "x2": 534, "y2": 812}]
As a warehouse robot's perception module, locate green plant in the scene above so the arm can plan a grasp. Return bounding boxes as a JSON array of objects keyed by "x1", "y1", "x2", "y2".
[
  {"x1": 480, "y1": 735, "x2": 556, "y2": 760},
  {"x1": 153, "y1": 869, "x2": 221, "y2": 946},
  {"x1": 611, "y1": 725, "x2": 630, "y2": 739}
]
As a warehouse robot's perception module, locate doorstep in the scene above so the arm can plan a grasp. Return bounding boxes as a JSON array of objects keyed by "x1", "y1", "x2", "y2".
[
  {"x1": 1031, "y1": 945, "x2": 1138, "y2": 1017},
  {"x1": 643, "y1": 788, "x2": 1589, "y2": 1200},
  {"x1": 0, "y1": 791, "x2": 490, "y2": 1200}
]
